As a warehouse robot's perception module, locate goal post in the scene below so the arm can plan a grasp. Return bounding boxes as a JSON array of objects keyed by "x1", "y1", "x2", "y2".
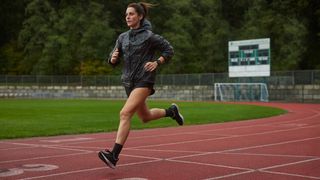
[{"x1": 214, "y1": 83, "x2": 269, "y2": 102}]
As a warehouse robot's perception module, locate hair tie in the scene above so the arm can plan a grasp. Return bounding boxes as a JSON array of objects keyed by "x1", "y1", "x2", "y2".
[{"x1": 137, "y1": 3, "x2": 145, "y2": 17}]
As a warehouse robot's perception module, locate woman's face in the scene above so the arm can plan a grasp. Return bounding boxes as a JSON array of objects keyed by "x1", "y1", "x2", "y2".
[{"x1": 126, "y1": 7, "x2": 142, "y2": 29}]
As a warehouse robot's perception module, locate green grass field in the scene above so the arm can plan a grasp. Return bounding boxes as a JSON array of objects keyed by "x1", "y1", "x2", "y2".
[{"x1": 0, "y1": 99, "x2": 286, "y2": 139}]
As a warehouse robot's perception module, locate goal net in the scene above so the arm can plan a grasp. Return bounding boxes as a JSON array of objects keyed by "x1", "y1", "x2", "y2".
[{"x1": 214, "y1": 83, "x2": 269, "y2": 102}]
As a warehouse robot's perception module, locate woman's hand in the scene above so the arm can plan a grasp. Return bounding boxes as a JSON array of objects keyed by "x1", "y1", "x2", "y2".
[
  {"x1": 144, "y1": 61, "x2": 158, "y2": 72},
  {"x1": 110, "y1": 48, "x2": 119, "y2": 64}
]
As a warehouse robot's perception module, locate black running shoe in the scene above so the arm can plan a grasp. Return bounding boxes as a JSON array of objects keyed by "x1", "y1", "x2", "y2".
[
  {"x1": 98, "y1": 150, "x2": 118, "y2": 169},
  {"x1": 169, "y1": 103, "x2": 184, "y2": 126}
]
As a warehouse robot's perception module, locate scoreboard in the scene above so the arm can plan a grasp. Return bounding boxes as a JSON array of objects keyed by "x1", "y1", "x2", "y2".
[{"x1": 228, "y1": 38, "x2": 270, "y2": 77}]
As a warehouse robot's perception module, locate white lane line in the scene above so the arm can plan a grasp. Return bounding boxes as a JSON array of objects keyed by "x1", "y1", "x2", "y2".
[
  {"x1": 261, "y1": 170, "x2": 320, "y2": 179},
  {"x1": 1, "y1": 104, "x2": 318, "y2": 179},
  {"x1": 121, "y1": 154, "x2": 163, "y2": 161},
  {"x1": 0, "y1": 142, "x2": 42, "y2": 148},
  {"x1": 165, "y1": 136, "x2": 320, "y2": 161},
  {"x1": 129, "y1": 124, "x2": 320, "y2": 149},
  {"x1": 0, "y1": 142, "x2": 93, "y2": 153},
  {"x1": 18, "y1": 159, "x2": 162, "y2": 180},
  {"x1": 125, "y1": 148, "x2": 205, "y2": 154},
  {"x1": 40, "y1": 137, "x2": 94, "y2": 143},
  {"x1": 167, "y1": 159, "x2": 253, "y2": 171},
  {"x1": 0, "y1": 116, "x2": 319, "y2": 163},
  {"x1": 29, "y1": 107, "x2": 317, "y2": 146},
  {"x1": 21, "y1": 107, "x2": 318, "y2": 147},
  {"x1": 0, "y1": 146, "x2": 36, "y2": 151},
  {"x1": 42, "y1": 145, "x2": 93, "y2": 153},
  {"x1": 0, "y1": 152, "x2": 91, "y2": 164},
  {"x1": 222, "y1": 136, "x2": 320, "y2": 153},
  {"x1": 220, "y1": 152, "x2": 318, "y2": 159},
  {"x1": 203, "y1": 170, "x2": 255, "y2": 180},
  {"x1": 259, "y1": 157, "x2": 320, "y2": 171}
]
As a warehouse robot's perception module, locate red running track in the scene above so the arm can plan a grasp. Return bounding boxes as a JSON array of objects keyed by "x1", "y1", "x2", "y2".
[{"x1": 0, "y1": 102, "x2": 319, "y2": 180}]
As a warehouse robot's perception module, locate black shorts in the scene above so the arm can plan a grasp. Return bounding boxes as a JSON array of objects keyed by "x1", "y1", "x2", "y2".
[{"x1": 124, "y1": 81, "x2": 155, "y2": 97}]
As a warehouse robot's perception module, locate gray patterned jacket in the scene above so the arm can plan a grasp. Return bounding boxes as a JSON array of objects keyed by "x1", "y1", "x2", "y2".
[{"x1": 108, "y1": 19, "x2": 174, "y2": 87}]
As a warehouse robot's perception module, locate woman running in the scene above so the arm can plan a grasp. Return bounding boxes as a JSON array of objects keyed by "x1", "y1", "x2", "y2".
[{"x1": 98, "y1": 2, "x2": 184, "y2": 169}]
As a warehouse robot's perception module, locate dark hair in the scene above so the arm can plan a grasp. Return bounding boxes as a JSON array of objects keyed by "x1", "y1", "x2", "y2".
[{"x1": 127, "y1": 2, "x2": 156, "y2": 20}]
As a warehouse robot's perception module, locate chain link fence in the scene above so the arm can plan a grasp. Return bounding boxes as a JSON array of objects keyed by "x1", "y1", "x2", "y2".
[
  {"x1": 0, "y1": 70, "x2": 319, "y2": 86},
  {"x1": 0, "y1": 70, "x2": 319, "y2": 102}
]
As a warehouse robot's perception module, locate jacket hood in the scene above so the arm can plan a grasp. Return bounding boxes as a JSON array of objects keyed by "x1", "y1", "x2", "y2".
[
  {"x1": 128, "y1": 19, "x2": 152, "y2": 45},
  {"x1": 141, "y1": 19, "x2": 152, "y2": 31},
  {"x1": 130, "y1": 19, "x2": 152, "y2": 35}
]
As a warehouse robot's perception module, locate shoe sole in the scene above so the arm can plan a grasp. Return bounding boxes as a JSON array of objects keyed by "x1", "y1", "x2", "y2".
[
  {"x1": 98, "y1": 151, "x2": 116, "y2": 169},
  {"x1": 172, "y1": 103, "x2": 184, "y2": 125}
]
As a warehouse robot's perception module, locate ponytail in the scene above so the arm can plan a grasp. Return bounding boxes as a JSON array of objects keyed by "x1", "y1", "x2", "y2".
[{"x1": 127, "y1": 2, "x2": 157, "y2": 19}]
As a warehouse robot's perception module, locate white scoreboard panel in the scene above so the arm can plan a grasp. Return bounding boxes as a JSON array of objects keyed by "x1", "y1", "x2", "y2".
[{"x1": 228, "y1": 38, "x2": 270, "y2": 77}]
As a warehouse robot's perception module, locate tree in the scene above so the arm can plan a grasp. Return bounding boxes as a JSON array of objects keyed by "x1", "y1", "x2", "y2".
[
  {"x1": 0, "y1": 0, "x2": 29, "y2": 46},
  {"x1": 0, "y1": 0, "x2": 29, "y2": 74},
  {"x1": 159, "y1": 0, "x2": 195, "y2": 73},
  {"x1": 1, "y1": 0, "x2": 320, "y2": 75},
  {"x1": 18, "y1": 0, "x2": 115, "y2": 75},
  {"x1": 300, "y1": 0, "x2": 320, "y2": 69},
  {"x1": 236, "y1": 0, "x2": 307, "y2": 70},
  {"x1": 0, "y1": 41, "x2": 24, "y2": 74},
  {"x1": 18, "y1": 0, "x2": 57, "y2": 74},
  {"x1": 196, "y1": 0, "x2": 230, "y2": 73}
]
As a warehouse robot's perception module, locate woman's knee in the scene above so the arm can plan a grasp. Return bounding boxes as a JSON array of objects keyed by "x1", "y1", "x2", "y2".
[{"x1": 119, "y1": 109, "x2": 134, "y2": 121}]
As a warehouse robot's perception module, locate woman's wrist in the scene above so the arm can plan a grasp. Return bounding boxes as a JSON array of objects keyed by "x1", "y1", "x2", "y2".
[
  {"x1": 156, "y1": 59, "x2": 162, "y2": 66},
  {"x1": 156, "y1": 57, "x2": 165, "y2": 65}
]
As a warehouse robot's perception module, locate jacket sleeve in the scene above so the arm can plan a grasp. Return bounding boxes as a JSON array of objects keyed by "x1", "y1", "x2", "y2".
[
  {"x1": 151, "y1": 34, "x2": 174, "y2": 62},
  {"x1": 106, "y1": 36, "x2": 123, "y2": 67}
]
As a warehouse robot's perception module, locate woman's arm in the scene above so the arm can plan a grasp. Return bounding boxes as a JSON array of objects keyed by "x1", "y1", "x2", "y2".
[
  {"x1": 144, "y1": 34, "x2": 174, "y2": 72},
  {"x1": 107, "y1": 38, "x2": 122, "y2": 67},
  {"x1": 152, "y1": 34, "x2": 174, "y2": 63}
]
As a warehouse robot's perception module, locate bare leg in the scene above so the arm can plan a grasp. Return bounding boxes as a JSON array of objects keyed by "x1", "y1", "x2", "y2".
[
  {"x1": 98, "y1": 89, "x2": 183, "y2": 169},
  {"x1": 115, "y1": 88, "x2": 150, "y2": 145},
  {"x1": 136, "y1": 102, "x2": 166, "y2": 123}
]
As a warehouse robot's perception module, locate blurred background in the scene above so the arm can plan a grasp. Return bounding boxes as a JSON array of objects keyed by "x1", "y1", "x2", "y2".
[{"x1": 1, "y1": 0, "x2": 320, "y2": 76}]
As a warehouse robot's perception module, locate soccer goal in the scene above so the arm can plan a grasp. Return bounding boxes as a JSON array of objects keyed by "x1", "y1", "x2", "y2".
[{"x1": 214, "y1": 83, "x2": 269, "y2": 102}]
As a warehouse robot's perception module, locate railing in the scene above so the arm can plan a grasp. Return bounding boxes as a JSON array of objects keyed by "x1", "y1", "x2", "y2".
[{"x1": 0, "y1": 70, "x2": 319, "y2": 86}]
